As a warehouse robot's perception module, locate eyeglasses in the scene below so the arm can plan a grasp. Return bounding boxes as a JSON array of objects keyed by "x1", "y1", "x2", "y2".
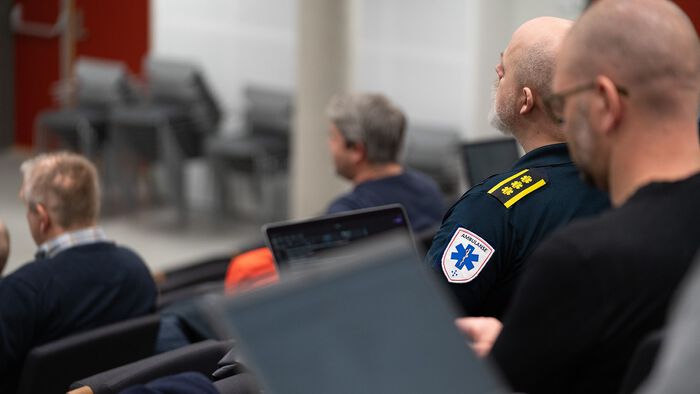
[{"x1": 543, "y1": 81, "x2": 629, "y2": 124}]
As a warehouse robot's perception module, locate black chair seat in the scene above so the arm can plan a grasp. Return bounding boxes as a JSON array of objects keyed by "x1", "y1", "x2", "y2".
[
  {"x1": 71, "y1": 339, "x2": 235, "y2": 394},
  {"x1": 16, "y1": 314, "x2": 161, "y2": 394}
]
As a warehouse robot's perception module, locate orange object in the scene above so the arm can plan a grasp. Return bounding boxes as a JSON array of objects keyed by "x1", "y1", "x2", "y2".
[{"x1": 224, "y1": 247, "x2": 279, "y2": 294}]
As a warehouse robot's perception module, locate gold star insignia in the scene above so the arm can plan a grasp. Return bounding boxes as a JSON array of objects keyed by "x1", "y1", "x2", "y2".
[
  {"x1": 501, "y1": 186, "x2": 514, "y2": 196},
  {"x1": 521, "y1": 175, "x2": 533, "y2": 184},
  {"x1": 511, "y1": 180, "x2": 523, "y2": 189}
]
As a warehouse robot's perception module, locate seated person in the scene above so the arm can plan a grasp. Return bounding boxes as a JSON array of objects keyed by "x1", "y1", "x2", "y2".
[
  {"x1": 0, "y1": 152, "x2": 157, "y2": 393},
  {"x1": 458, "y1": 1, "x2": 700, "y2": 392},
  {"x1": 426, "y1": 16, "x2": 609, "y2": 317},
  {"x1": 225, "y1": 92, "x2": 446, "y2": 292}
]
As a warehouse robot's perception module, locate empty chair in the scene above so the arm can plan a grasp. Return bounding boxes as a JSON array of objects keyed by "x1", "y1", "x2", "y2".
[
  {"x1": 15, "y1": 314, "x2": 160, "y2": 394},
  {"x1": 35, "y1": 57, "x2": 139, "y2": 159},
  {"x1": 109, "y1": 57, "x2": 222, "y2": 221},
  {"x1": 70, "y1": 339, "x2": 235, "y2": 394},
  {"x1": 403, "y1": 124, "x2": 463, "y2": 203},
  {"x1": 206, "y1": 85, "x2": 293, "y2": 222}
]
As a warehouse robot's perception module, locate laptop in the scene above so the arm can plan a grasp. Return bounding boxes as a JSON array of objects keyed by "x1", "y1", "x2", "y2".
[
  {"x1": 461, "y1": 138, "x2": 521, "y2": 187},
  {"x1": 263, "y1": 204, "x2": 416, "y2": 274},
  {"x1": 206, "y1": 234, "x2": 509, "y2": 394}
]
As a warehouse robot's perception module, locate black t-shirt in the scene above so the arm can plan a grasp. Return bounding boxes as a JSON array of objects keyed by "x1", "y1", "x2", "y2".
[{"x1": 492, "y1": 172, "x2": 700, "y2": 394}]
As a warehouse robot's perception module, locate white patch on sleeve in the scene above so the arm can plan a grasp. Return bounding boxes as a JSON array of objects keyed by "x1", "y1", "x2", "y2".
[{"x1": 441, "y1": 227, "x2": 495, "y2": 283}]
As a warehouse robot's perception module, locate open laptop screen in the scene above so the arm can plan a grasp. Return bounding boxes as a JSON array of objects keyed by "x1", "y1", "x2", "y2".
[
  {"x1": 208, "y1": 234, "x2": 508, "y2": 394},
  {"x1": 263, "y1": 204, "x2": 413, "y2": 273},
  {"x1": 461, "y1": 138, "x2": 520, "y2": 186}
]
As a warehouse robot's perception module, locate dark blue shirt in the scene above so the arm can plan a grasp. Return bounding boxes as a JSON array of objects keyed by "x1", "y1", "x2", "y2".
[
  {"x1": 120, "y1": 372, "x2": 219, "y2": 394},
  {"x1": 0, "y1": 242, "x2": 157, "y2": 393},
  {"x1": 327, "y1": 169, "x2": 446, "y2": 233},
  {"x1": 426, "y1": 143, "x2": 609, "y2": 317}
]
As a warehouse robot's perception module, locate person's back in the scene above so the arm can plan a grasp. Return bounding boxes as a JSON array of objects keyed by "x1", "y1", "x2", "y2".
[
  {"x1": 0, "y1": 152, "x2": 157, "y2": 393},
  {"x1": 226, "y1": 93, "x2": 448, "y2": 293},
  {"x1": 327, "y1": 168, "x2": 445, "y2": 233},
  {"x1": 493, "y1": 173, "x2": 700, "y2": 393},
  {"x1": 458, "y1": 1, "x2": 700, "y2": 393},
  {"x1": 429, "y1": 143, "x2": 608, "y2": 316},
  {"x1": 3, "y1": 242, "x2": 155, "y2": 344},
  {"x1": 426, "y1": 17, "x2": 609, "y2": 317}
]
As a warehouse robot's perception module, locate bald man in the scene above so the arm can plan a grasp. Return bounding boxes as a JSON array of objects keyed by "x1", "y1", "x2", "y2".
[
  {"x1": 426, "y1": 17, "x2": 609, "y2": 317},
  {"x1": 459, "y1": 1, "x2": 700, "y2": 393}
]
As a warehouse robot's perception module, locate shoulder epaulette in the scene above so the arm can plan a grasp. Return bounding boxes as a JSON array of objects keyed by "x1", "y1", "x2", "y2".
[{"x1": 487, "y1": 168, "x2": 549, "y2": 208}]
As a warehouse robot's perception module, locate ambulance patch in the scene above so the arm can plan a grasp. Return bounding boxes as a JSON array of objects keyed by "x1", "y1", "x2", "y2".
[{"x1": 441, "y1": 227, "x2": 494, "y2": 283}]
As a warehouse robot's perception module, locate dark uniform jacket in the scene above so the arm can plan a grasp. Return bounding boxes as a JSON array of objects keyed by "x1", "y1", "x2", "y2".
[{"x1": 426, "y1": 143, "x2": 609, "y2": 317}]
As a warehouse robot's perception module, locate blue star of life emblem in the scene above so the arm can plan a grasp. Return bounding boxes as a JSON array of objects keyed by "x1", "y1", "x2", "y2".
[{"x1": 451, "y1": 243, "x2": 479, "y2": 271}]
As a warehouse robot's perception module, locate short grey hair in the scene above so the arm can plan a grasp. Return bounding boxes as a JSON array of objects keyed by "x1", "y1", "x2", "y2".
[
  {"x1": 326, "y1": 93, "x2": 407, "y2": 164},
  {"x1": 513, "y1": 41, "x2": 558, "y2": 99},
  {"x1": 20, "y1": 152, "x2": 100, "y2": 229}
]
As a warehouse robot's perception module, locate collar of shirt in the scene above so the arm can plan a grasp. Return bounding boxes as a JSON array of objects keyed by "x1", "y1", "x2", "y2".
[
  {"x1": 511, "y1": 143, "x2": 572, "y2": 172},
  {"x1": 35, "y1": 227, "x2": 110, "y2": 260}
]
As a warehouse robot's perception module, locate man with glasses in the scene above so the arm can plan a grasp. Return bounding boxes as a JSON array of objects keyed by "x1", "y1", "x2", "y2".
[
  {"x1": 458, "y1": 1, "x2": 700, "y2": 393},
  {"x1": 426, "y1": 17, "x2": 608, "y2": 318}
]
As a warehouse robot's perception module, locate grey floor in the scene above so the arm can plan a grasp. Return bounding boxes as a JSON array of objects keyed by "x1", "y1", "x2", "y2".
[{"x1": 0, "y1": 149, "x2": 262, "y2": 276}]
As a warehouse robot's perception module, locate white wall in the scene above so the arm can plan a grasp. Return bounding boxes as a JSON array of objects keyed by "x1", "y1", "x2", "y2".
[
  {"x1": 150, "y1": 0, "x2": 586, "y2": 212},
  {"x1": 151, "y1": 0, "x2": 298, "y2": 132},
  {"x1": 152, "y1": 0, "x2": 585, "y2": 139}
]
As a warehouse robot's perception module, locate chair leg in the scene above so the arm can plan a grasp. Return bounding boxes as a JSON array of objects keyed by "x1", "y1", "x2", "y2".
[{"x1": 158, "y1": 121, "x2": 188, "y2": 224}]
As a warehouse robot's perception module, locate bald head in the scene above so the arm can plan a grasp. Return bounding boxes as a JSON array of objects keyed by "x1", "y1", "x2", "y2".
[
  {"x1": 561, "y1": 0, "x2": 700, "y2": 116},
  {"x1": 508, "y1": 17, "x2": 573, "y2": 98}
]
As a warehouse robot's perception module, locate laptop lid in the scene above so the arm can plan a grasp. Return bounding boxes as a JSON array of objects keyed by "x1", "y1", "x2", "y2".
[
  {"x1": 207, "y1": 234, "x2": 508, "y2": 394},
  {"x1": 461, "y1": 138, "x2": 520, "y2": 187},
  {"x1": 263, "y1": 204, "x2": 415, "y2": 274}
]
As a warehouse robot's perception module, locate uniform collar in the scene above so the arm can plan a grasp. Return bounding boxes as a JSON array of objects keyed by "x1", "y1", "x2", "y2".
[{"x1": 511, "y1": 143, "x2": 572, "y2": 172}]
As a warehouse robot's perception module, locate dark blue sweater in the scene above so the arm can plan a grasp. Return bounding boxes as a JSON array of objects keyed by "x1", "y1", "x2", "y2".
[
  {"x1": 0, "y1": 242, "x2": 157, "y2": 393},
  {"x1": 327, "y1": 169, "x2": 447, "y2": 233}
]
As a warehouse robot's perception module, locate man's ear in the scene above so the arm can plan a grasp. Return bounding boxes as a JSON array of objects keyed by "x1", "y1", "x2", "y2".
[
  {"x1": 350, "y1": 141, "x2": 367, "y2": 163},
  {"x1": 595, "y1": 75, "x2": 624, "y2": 134},
  {"x1": 34, "y1": 203, "x2": 51, "y2": 233},
  {"x1": 519, "y1": 87, "x2": 535, "y2": 115}
]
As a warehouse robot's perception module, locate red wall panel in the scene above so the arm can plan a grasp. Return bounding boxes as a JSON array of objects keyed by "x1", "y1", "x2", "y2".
[
  {"x1": 14, "y1": 0, "x2": 60, "y2": 146},
  {"x1": 75, "y1": 0, "x2": 149, "y2": 75},
  {"x1": 13, "y1": 0, "x2": 149, "y2": 147}
]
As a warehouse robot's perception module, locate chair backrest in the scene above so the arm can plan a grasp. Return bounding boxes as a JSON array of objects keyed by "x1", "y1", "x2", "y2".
[
  {"x1": 73, "y1": 57, "x2": 138, "y2": 108},
  {"x1": 403, "y1": 124, "x2": 462, "y2": 200},
  {"x1": 244, "y1": 85, "x2": 293, "y2": 138},
  {"x1": 618, "y1": 330, "x2": 665, "y2": 394},
  {"x1": 71, "y1": 339, "x2": 235, "y2": 394},
  {"x1": 146, "y1": 57, "x2": 222, "y2": 134},
  {"x1": 15, "y1": 314, "x2": 160, "y2": 394}
]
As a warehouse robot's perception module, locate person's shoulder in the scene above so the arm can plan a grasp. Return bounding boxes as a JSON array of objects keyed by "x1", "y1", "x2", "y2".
[
  {"x1": 530, "y1": 212, "x2": 614, "y2": 267},
  {"x1": 326, "y1": 192, "x2": 360, "y2": 214},
  {"x1": 403, "y1": 168, "x2": 440, "y2": 185},
  {"x1": 0, "y1": 259, "x2": 45, "y2": 295},
  {"x1": 111, "y1": 244, "x2": 149, "y2": 265},
  {"x1": 452, "y1": 167, "x2": 546, "y2": 212}
]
